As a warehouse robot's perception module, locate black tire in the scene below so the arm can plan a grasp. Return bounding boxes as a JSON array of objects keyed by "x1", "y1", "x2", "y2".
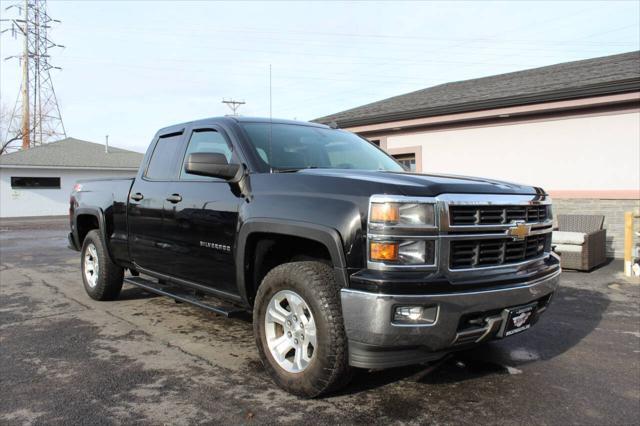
[
  {"x1": 80, "y1": 230, "x2": 124, "y2": 301},
  {"x1": 253, "y1": 261, "x2": 353, "y2": 398}
]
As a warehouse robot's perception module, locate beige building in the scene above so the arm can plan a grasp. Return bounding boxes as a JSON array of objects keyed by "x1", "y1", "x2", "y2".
[{"x1": 317, "y1": 51, "x2": 640, "y2": 258}]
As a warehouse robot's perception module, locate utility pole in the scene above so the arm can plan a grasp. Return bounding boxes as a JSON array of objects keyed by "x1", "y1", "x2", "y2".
[
  {"x1": 1, "y1": 0, "x2": 67, "y2": 151},
  {"x1": 21, "y1": 0, "x2": 30, "y2": 150},
  {"x1": 222, "y1": 98, "x2": 246, "y2": 116}
]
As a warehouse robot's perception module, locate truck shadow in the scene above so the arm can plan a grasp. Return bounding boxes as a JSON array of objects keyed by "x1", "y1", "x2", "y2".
[{"x1": 338, "y1": 285, "x2": 609, "y2": 394}]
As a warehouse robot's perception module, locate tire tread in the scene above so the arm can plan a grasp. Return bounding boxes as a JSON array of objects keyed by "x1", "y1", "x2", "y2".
[
  {"x1": 254, "y1": 261, "x2": 352, "y2": 397},
  {"x1": 81, "y1": 230, "x2": 124, "y2": 301}
]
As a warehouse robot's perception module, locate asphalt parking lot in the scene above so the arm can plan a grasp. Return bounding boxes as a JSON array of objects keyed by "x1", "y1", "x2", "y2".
[{"x1": 1, "y1": 218, "x2": 639, "y2": 425}]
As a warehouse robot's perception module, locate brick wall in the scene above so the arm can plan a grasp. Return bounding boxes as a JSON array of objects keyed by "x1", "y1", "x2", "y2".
[{"x1": 552, "y1": 198, "x2": 640, "y2": 258}]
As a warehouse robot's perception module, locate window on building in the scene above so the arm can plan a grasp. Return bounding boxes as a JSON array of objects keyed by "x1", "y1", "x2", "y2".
[
  {"x1": 181, "y1": 129, "x2": 234, "y2": 180},
  {"x1": 393, "y1": 153, "x2": 417, "y2": 172},
  {"x1": 145, "y1": 132, "x2": 184, "y2": 180},
  {"x1": 11, "y1": 177, "x2": 61, "y2": 189}
]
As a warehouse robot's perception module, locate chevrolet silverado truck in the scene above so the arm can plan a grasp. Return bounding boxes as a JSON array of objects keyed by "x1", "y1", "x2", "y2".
[{"x1": 68, "y1": 116, "x2": 561, "y2": 397}]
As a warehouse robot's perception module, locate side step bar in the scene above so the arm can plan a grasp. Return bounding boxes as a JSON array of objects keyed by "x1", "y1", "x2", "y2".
[{"x1": 123, "y1": 276, "x2": 249, "y2": 318}]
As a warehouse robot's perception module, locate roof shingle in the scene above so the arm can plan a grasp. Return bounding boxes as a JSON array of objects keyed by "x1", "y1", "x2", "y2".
[
  {"x1": 0, "y1": 137, "x2": 144, "y2": 169},
  {"x1": 315, "y1": 51, "x2": 640, "y2": 127}
]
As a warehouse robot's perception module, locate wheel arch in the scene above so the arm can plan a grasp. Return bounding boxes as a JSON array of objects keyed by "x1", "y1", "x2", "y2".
[
  {"x1": 73, "y1": 207, "x2": 114, "y2": 262},
  {"x1": 237, "y1": 219, "x2": 348, "y2": 306}
]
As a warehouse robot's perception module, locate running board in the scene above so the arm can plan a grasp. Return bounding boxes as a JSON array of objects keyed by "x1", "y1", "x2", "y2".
[{"x1": 123, "y1": 276, "x2": 248, "y2": 318}]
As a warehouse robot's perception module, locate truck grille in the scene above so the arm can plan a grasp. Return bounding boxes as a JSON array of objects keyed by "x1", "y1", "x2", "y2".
[
  {"x1": 450, "y1": 205, "x2": 548, "y2": 225},
  {"x1": 450, "y1": 234, "x2": 550, "y2": 269}
]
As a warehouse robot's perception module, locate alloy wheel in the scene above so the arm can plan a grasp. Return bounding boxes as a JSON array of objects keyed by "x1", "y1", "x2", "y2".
[
  {"x1": 264, "y1": 289, "x2": 317, "y2": 373},
  {"x1": 84, "y1": 243, "x2": 99, "y2": 288}
]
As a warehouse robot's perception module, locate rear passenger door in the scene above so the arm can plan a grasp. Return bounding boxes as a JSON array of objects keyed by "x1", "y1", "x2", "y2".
[
  {"x1": 163, "y1": 126, "x2": 242, "y2": 295},
  {"x1": 128, "y1": 130, "x2": 184, "y2": 275}
]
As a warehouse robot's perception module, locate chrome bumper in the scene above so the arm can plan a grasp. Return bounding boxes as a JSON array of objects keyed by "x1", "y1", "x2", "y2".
[{"x1": 341, "y1": 258, "x2": 561, "y2": 369}]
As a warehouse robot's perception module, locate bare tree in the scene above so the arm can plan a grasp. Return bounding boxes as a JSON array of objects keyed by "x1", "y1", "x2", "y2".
[
  {"x1": 0, "y1": 102, "x2": 59, "y2": 155},
  {"x1": 1, "y1": 103, "x2": 24, "y2": 155}
]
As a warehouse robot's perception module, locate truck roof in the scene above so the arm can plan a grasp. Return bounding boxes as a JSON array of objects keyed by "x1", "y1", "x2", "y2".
[{"x1": 156, "y1": 116, "x2": 330, "y2": 135}]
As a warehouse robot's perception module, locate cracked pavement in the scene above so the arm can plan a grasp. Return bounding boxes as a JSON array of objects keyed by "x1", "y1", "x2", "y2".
[{"x1": 0, "y1": 218, "x2": 639, "y2": 425}]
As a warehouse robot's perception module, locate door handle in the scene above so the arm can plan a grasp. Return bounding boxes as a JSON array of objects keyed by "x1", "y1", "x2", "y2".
[
  {"x1": 166, "y1": 194, "x2": 182, "y2": 203},
  {"x1": 131, "y1": 192, "x2": 144, "y2": 201}
]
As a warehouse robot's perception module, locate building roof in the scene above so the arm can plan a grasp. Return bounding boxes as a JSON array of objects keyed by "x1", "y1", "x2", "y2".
[
  {"x1": 315, "y1": 51, "x2": 640, "y2": 127},
  {"x1": 0, "y1": 137, "x2": 144, "y2": 169}
]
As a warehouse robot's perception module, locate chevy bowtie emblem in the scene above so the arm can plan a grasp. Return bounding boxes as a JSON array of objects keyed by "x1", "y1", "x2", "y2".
[{"x1": 507, "y1": 222, "x2": 532, "y2": 240}]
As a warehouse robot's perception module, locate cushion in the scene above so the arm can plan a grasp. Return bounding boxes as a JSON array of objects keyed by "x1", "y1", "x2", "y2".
[
  {"x1": 552, "y1": 231, "x2": 586, "y2": 245},
  {"x1": 553, "y1": 244, "x2": 583, "y2": 253}
]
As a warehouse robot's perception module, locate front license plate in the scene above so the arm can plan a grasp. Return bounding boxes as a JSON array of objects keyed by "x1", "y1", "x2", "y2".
[{"x1": 502, "y1": 303, "x2": 537, "y2": 337}]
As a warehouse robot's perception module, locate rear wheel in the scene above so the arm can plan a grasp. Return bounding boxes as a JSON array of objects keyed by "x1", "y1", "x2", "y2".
[
  {"x1": 253, "y1": 261, "x2": 352, "y2": 397},
  {"x1": 81, "y1": 230, "x2": 124, "y2": 301}
]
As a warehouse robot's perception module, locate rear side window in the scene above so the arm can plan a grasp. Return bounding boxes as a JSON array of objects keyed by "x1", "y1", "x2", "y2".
[
  {"x1": 145, "y1": 133, "x2": 183, "y2": 180},
  {"x1": 180, "y1": 129, "x2": 233, "y2": 180}
]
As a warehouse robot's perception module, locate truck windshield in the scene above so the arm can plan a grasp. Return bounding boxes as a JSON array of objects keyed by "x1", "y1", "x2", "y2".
[{"x1": 240, "y1": 123, "x2": 405, "y2": 172}]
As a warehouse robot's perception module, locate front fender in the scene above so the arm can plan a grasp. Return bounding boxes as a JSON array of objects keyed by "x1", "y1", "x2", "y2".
[{"x1": 235, "y1": 218, "x2": 348, "y2": 304}]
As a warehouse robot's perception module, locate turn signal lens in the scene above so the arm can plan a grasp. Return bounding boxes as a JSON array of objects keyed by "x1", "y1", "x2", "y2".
[
  {"x1": 370, "y1": 242, "x2": 399, "y2": 261},
  {"x1": 370, "y1": 203, "x2": 399, "y2": 223},
  {"x1": 370, "y1": 240, "x2": 436, "y2": 265}
]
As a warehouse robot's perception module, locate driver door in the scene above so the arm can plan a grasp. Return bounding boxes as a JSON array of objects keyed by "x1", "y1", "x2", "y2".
[{"x1": 163, "y1": 126, "x2": 242, "y2": 295}]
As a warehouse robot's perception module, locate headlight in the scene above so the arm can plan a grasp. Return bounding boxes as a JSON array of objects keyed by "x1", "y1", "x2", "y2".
[
  {"x1": 367, "y1": 196, "x2": 438, "y2": 269},
  {"x1": 370, "y1": 202, "x2": 435, "y2": 226}
]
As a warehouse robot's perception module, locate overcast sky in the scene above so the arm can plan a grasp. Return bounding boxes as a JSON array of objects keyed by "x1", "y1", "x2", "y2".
[{"x1": 1, "y1": 0, "x2": 638, "y2": 152}]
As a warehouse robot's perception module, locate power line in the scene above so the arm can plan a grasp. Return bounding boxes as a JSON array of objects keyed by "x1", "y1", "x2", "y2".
[
  {"x1": 66, "y1": 21, "x2": 638, "y2": 47},
  {"x1": 1, "y1": 0, "x2": 66, "y2": 150}
]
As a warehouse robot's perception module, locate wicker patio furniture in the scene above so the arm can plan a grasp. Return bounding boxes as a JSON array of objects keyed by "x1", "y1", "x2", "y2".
[{"x1": 552, "y1": 214, "x2": 607, "y2": 271}]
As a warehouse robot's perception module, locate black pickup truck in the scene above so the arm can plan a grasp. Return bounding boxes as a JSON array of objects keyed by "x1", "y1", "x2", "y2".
[{"x1": 69, "y1": 116, "x2": 560, "y2": 397}]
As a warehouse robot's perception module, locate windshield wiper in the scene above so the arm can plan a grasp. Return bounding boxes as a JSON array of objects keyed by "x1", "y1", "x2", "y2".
[{"x1": 273, "y1": 166, "x2": 320, "y2": 173}]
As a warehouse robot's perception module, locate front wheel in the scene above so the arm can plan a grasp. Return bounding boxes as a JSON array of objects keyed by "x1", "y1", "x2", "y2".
[
  {"x1": 253, "y1": 261, "x2": 352, "y2": 398},
  {"x1": 81, "y1": 230, "x2": 124, "y2": 301}
]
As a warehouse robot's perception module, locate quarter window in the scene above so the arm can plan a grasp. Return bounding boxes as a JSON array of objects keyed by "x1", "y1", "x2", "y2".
[
  {"x1": 181, "y1": 129, "x2": 233, "y2": 180},
  {"x1": 145, "y1": 133, "x2": 184, "y2": 180}
]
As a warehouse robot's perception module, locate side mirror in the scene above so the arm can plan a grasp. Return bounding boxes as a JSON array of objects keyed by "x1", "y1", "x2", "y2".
[{"x1": 185, "y1": 153, "x2": 241, "y2": 181}]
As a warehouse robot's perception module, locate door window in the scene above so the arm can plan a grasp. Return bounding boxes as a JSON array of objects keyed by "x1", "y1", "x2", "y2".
[
  {"x1": 180, "y1": 129, "x2": 233, "y2": 180},
  {"x1": 145, "y1": 133, "x2": 184, "y2": 180}
]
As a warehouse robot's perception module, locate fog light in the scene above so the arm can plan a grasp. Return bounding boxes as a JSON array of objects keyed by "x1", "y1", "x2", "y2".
[{"x1": 393, "y1": 305, "x2": 438, "y2": 324}]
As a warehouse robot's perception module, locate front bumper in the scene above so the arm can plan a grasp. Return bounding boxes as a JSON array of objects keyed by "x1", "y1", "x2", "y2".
[{"x1": 341, "y1": 255, "x2": 561, "y2": 369}]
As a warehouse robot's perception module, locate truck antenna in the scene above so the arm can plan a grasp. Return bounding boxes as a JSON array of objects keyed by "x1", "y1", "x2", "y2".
[{"x1": 269, "y1": 64, "x2": 273, "y2": 173}]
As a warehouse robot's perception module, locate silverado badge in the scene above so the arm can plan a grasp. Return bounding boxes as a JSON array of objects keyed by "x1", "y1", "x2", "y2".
[{"x1": 507, "y1": 221, "x2": 532, "y2": 240}]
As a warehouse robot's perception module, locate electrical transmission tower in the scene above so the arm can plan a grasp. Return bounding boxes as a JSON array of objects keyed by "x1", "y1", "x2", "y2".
[
  {"x1": 1, "y1": 0, "x2": 66, "y2": 151},
  {"x1": 222, "y1": 98, "x2": 245, "y2": 116}
]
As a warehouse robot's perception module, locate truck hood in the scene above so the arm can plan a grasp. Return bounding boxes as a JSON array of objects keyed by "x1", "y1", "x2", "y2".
[{"x1": 293, "y1": 169, "x2": 543, "y2": 197}]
